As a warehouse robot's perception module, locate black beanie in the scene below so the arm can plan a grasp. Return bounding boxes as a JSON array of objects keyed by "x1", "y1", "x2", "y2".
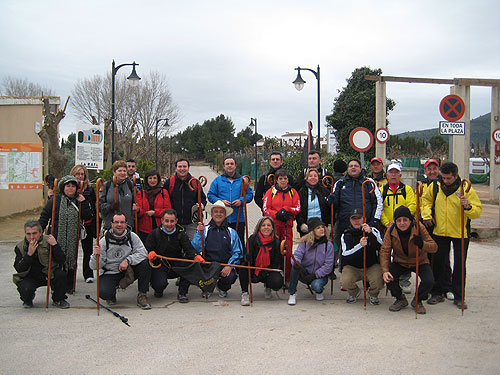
[
  {"x1": 393, "y1": 206, "x2": 413, "y2": 221},
  {"x1": 334, "y1": 159, "x2": 348, "y2": 174},
  {"x1": 306, "y1": 217, "x2": 325, "y2": 232}
]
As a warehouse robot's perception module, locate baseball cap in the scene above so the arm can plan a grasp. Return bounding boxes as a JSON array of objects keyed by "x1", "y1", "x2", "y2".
[
  {"x1": 387, "y1": 163, "x2": 401, "y2": 172},
  {"x1": 350, "y1": 208, "x2": 363, "y2": 218},
  {"x1": 370, "y1": 157, "x2": 383, "y2": 164},
  {"x1": 424, "y1": 159, "x2": 439, "y2": 168}
]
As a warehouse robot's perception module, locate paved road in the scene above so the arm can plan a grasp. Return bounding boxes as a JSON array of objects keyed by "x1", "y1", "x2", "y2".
[{"x1": 1, "y1": 166, "x2": 499, "y2": 374}]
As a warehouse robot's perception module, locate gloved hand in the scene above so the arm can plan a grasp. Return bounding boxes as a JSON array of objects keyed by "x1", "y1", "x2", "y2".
[
  {"x1": 109, "y1": 202, "x2": 120, "y2": 212},
  {"x1": 300, "y1": 224, "x2": 308, "y2": 233},
  {"x1": 243, "y1": 253, "x2": 253, "y2": 263},
  {"x1": 293, "y1": 261, "x2": 301, "y2": 270},
  {"x1": 303, "y1": 273, "x2": 316, "y2": 284},
  {"x1": 276, "y1": 208, "x2": 290, "y2": 222},
  {"x1": 194, "y1": 254, "x2": 206, "y2": 263},
  {"x1": 147, "y1": 251, "x2": 157, "y2": 261},
  {"x1": 412, "y1": 234, "x2": 423, "y2": 248}
]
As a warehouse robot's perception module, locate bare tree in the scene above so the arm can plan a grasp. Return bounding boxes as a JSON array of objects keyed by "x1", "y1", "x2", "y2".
[
  {"x1": 71, "y1": 71, "x2": 180, "y2": 168},
  {"x1": 1, "y1": 76, "x2": 55, "y2": 96}
]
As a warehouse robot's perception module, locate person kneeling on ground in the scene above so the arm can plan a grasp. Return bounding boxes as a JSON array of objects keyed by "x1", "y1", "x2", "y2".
[
  {"x1": 340, "y1": 208, "x2": 384, "y2": 305},
  {"x1": 13, "y1": 219, "x2": 70, "y2": 309},
  {"x1": 145, "y1": 209, "x2": 205, "y2": 303},
  {"x1": 380, "y1": 206, "x2": 437, "y2": 314},
  {"x1": 239, "y1": 216, "x2": 284, "y2": 306},
  {"x1": 288, "y1": 218, "x2": 334, "y2": 305},
  {"x1": 90, "y1": 213, "x2": 152, "y2": 309}
]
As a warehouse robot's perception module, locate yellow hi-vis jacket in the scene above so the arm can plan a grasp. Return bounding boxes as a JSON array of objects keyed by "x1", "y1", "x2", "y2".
[
  {"x1": 421, "y1": 180, "x2": 482, "y2": 238},
  {"x1": 380, "y1": 182, "x2": 416, "y2": 227}
]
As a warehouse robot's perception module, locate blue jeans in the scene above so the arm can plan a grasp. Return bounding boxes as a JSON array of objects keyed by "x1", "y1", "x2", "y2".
[{"x1": 288, "y1": 266, "x2": 328, "y2": 295}]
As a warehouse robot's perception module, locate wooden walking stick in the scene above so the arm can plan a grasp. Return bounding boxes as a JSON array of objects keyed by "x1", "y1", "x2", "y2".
[
  {"x1": 95, "y1": 178, "x2": 104, "y2": 315},
  {"x1": 133, "y1": 175, "x2": 138, "y2": 233},
  {"x1": 267, "y1": 173, "x2": 276, "y2": 188},
  {"x1": 322, "y1": 175, "x2": 335, "y2": 295},
  {"x1": 241, "y1": 175, "x2": 253, "y2": 303},
  {"x1": 460, "y1": 178, "x2": 471, "y2": 316},
  {"x1": 45, "y1": 178, "x2": 58, "y2": 309},
  {"x1": 72, "y1": 181, "x2": 85, "y2": 292},
  {"x1": 112, "y1": 175, "x2": 118, "y2": 214},
  {"x1": 361, "y1": 179, "x2": 376, "y2": 309},
  {"x1": 189, "y1": 176, "x2": 208, "y2": 298},
  {"x1": 415, "y1": 182, "x2": 424, "y2": 317},
  {"x1": 281, "y1": 241, "x2": 314, "y2": 295}
]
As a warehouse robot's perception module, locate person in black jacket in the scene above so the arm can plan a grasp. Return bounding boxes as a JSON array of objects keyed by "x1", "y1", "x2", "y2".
[
  {"x1": 145, "y1": 209, "x2": 205, "y2": 303},
  {"x1": 293, "y1": 151, "x2": 333, "y2": 192},
  {"x1": 163, "y1": 158, "x2": 207, "y2": 239},
  {"x1": 254, "y1": 152, "x2": 293, "y2": 211},
  {"x1": 296, "y1": 168, "x2": 331, "y2": 236},
  {"x1": 340, "y1": 208, "x2": 384, "y2": 305},
  {"x1": 239, "y1": 216, "x2": 284, "y2": 305}
]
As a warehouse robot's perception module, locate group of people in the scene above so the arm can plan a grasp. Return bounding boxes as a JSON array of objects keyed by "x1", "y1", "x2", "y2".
[{"x1": 13, "y1": 152, "x2": 482, "y2": 314}]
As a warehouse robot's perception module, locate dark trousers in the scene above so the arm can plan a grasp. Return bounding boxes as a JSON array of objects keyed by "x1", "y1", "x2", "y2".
[
  {"x1": 99, "y1": 259, "x2": 151, "y2": 300},
  {"x1": 17, "y1": 268, "x2": 67, "y2": 303},
  {"x1": 228, "y1": 222, "x2": 245, "y2": 248},
  {"x1": 433, "y1": 235, "x2": 469, "y2": 301},
  {"x1": 81, "y1": 232, "x2": 94, "y2": 280},
  {"x1": 387, "y1": 262, "x2": 434, "y2": 302},
  {"x1": 238, "y1": 268, "x2": 284, "y2": 293},
  {"x1": 150, "y1": 263, "x2": 191, "y2": 295},
  {"x1": 217, "y1": 268, "x2": 238, "y2": 292}
]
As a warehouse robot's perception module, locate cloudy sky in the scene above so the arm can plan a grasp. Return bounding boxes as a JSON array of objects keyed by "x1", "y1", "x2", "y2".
[{"x1": 1, "y1": 0, "x2": 499, "y2": 141}]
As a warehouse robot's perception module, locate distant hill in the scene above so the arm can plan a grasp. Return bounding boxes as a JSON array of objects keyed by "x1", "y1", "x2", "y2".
[{"x1": 394, "y1": 113, "x2": 492, "y2": 147}]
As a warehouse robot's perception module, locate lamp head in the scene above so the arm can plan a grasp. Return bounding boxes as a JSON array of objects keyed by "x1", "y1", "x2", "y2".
[
  {"x1": 127, "y1": 62, "x2": 141, "y2": 87},
  {"x1": 293, "y1": 69, "x2": 305, "y2": 91}
]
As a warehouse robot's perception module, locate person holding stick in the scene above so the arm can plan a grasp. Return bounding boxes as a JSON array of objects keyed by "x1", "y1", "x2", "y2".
[
  {"x1": 421, "y1": 162, "x2": 482, "y2": 310},
  {"x1": 192, "y1": 200, "x2": 243, "y2": 298},
  {"x1": 254, "y1": 152, "x2": 293, "y2": 210},
  {"x1": 380, "y1": 206, "x2": 437, "y2": 314},
  {"x1": 13, "y1": 219, "x2": 69, "y2": 309},
  {"x1": 287, "y1": 218, "x2": 334, "y2": 305}
]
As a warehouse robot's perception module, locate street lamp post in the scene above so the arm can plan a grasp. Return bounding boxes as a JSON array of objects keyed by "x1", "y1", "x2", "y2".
[
  {"x1": 293, "y1": 65, "x2": 320, "y2": 150},
  {"x1": 111, "y1": 60, "x2": 141, "y2": 163},
  {"x1": 155, "y1": 118, "x2": 169, "y2": 171},
  {"x1": 249, "y1": 118, "x2": 258, "y2": 180}
]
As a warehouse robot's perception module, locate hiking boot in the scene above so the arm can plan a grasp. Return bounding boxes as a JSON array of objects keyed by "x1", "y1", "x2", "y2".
[
  {"x1": 240, "y1": 292, "x2": 250, "y2": 306},
  {"x1": 369, "y1": 295, "x2": 380, "y2": 305},
  {"x1": 217, "y1": 287, "x2": 228, "y2": 298},
  {"x1": 264, "y1": 288, "x2": 272, "y2": 299},
  {"x1": 389, "y1": 296, "x2": 408, "y2": 312},
  {"x1": 446, "y1": 292, "x2": 455, "y2": 300},
  {"x1": 177, "y1": 294, "x2": 189, "y2": 303},
  {"x1": 346, "y1": 290, "x2": 361, "y2": 304},
  {"x1": 52, "y1": 300, "x2": 70, "y2": 309},
  {"x1": 315, "y1": 292, "x2": 324, "y2": 301},
  {"x1": 288, "y1": 294, "x2": 296, "y2": 305},
  {"x1": 411, "y1": 298, "x2": 426, "y2": 314},
  {"x1": 154, "y1": 291, "x2": 163, "y2": 298},
  {"x1": 453, "y1": 300, "x2": 468, "y2": 310},
  {"x1": 427, "y1": 295, "x2": 445, "y2": 305},
  {"x1": 23, "y1": 301, "x2": 34, "y2": 308},
  {"x1": 107, "y1": 297, "x2": 117, "y2": 305},
  {"x1": 137, "y1": 292, "x2": 151, "y2": 310}
]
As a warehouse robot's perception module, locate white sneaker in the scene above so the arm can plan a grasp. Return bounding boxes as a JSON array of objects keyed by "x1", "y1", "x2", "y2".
[
  {"x1": 446, "y1": 292, "x2": 455, "y2": 300},
  {"x1": 264, "y1": 288, "x2": 272, "y2": 299},
  {"x1": 288, "y1": 294, "x2": 296, "y2": 305},
  {"x1": 315, "y1": 292, "x2": 324, "y2": 301},
  {"x1": 401, "y1": 285, "x2": 412, "y2": 294},
  {"x1": 240, "y1": 292, "x2": 250, "y2": 306},
  {"x1": 85, "y1": 277, "x2": 94, "y2": 283}
]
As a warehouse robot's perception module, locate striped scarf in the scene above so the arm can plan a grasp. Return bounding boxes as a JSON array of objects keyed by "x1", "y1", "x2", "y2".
[{"x1": 57, "y1": 195, "x2": 79, "y2": 270}]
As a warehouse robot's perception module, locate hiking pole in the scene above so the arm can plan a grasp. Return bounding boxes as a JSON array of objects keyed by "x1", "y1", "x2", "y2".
[
  {"x1": 241, "y1": 175, "x2": 254, "y2": 303},
  {"x1": 189, "y1": 176, "x2": 208, "y2": 298},
  {"x1": 361, "y1": 179, "x2": 376, "y2": 310},
  {"x1": 72, "y1": 181, "x2": 85, "y2": 293},
  {"x1": 95, "y1": 178, "x2": 104, "y2": 315},
  {"x1": 281, "y1": 240, "x2": 314, "y2": 295},
  {"x1": 415, "y1": 182, "x2": 424, "y2": 318},
  {"x1": 86, "y1": 295, "x2": 130, "y2": 327},
  {"x1": 45, "y1": 178, "x2": 58, "y2": 310},
  {"x1": 460, "y1": 178, "x2": 471, "y2": 316},
  {"x1": 133, "y1": 175, "x2": 138, "y2": 233},
  {"x1": 267, "y1": 173, "x2": 276, "y2": 188},
  {"x1": 112, "y1": 175, "x2": 118, "y2": 214},
  {"x1": 322, "y1": 175, "x2": 335, "y2": 295}
]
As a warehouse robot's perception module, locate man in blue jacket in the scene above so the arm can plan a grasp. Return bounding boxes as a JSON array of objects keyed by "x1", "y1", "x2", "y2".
[{"x1": 207, "y1": 157, "x2": 253, "y2": 245}]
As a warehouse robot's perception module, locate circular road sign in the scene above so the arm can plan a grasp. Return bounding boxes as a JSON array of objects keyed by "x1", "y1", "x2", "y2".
[
  {"x1": 492, "y1": 128, "x2": 500, "y2": 144},
  {"x1": 349, "y1": 127, "x2": 373, "y2": 152},
  {"x1": 375, "y1": 128, "x2": 390, "y2": 144},
  {"x1": 440, "y1": 95, "x2": 465, "y2": 122}
]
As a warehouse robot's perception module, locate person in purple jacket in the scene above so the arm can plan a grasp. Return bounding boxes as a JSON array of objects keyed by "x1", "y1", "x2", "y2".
[{"x1": 287, "y1": 218, "x2": 334, "y2": 305}]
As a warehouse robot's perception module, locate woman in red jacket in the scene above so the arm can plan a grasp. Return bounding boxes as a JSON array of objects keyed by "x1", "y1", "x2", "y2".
[
  {"x1": 263, "y1": 168, "x2": 300, "y2": 281},
  {"x1": 136, "y1": 170, "x2": 171, "y2": 243}
]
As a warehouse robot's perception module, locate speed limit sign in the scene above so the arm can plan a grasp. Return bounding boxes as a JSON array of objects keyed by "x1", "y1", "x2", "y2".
[
  {"x1": 492, "y1": 128, "x2": 500, "y2": 144},
  {"x1": 375, "y1": 128, "x2": 390, "y2": 143}
]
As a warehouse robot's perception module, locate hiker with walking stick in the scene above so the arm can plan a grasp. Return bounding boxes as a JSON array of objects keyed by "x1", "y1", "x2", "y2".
[
  {"x1": 287, "y1": 218, "x2": 334, "y2": 305},
  {"x1": 13, "y1": 219, "x2": 69, "y2": 309},
  {"x1": 192, "y1": 200, "x2": 243, "y2": 298},
  {"x1": 380, "y1": 206, "x2": 437, "y2": 314},
  {"x1": 421, "y1": 162, "x2": 482, "y2": 310},
  {"x1": 340, "y1": 208, "x2": 384, "y2": 306}
]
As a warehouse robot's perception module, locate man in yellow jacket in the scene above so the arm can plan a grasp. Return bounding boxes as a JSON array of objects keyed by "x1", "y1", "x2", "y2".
[{"x1": 422, "y1": 162, "x2": 482, "y2": 309}]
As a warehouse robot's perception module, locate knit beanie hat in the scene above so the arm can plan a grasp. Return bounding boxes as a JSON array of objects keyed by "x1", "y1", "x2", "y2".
[
  {"x1": 306, "y1": 217, "x2": 325, "y2": 232},
  {"x1": 393, "y1": 206, "x2": 413, "y2": 221},
  {"x1": 333, "y1": 159, "x2": 348, "y2": 174},
  {"x1": 58, "y1": 175, "x2": 79, "y2": 192}
]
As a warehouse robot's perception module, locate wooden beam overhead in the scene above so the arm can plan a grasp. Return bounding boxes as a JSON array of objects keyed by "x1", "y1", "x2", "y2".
[{"x1": 365, "y1": 75, "x2": 500, "y2": 87}]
